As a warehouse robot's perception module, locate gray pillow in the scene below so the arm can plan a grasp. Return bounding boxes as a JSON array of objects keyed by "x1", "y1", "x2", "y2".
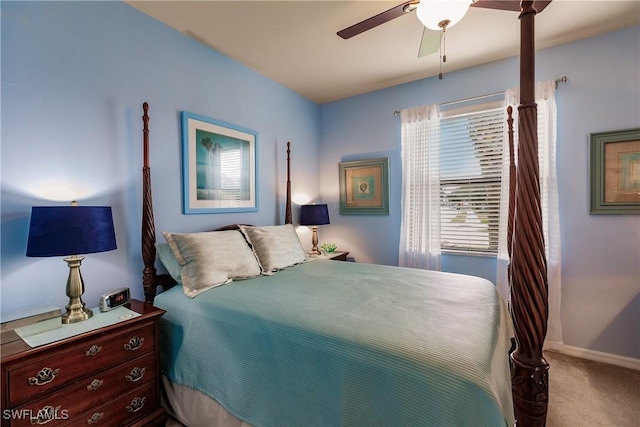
[
  {"x1": 162, "y1": 230, "x2": 261, "y2": 298},
  {"x1": 155, "y1": 242, "x2": 183, "y2": 285},
  {"x1": 240, "y1": 224, "x2": 307, "y2": 274}
]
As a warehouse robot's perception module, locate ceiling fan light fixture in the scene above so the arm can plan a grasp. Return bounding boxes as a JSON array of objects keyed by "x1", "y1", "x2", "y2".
[{"x1": 416, "y1": 0, "x2": 472, "y2": 31}]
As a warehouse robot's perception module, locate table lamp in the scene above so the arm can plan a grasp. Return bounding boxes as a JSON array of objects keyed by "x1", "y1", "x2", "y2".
[
  {"x1": 299, "y1": 204, "x2": 330, "y2": 255},
  {"x1": 26, "y1": 203, "x2": 117, "y2": 324}
]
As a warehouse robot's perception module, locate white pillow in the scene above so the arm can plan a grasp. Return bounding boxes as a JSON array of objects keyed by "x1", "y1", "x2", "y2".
[
  {"x1": 162, "y1": 230, "x2": 261, "y2": 298},
  {"x1": 239, "y1": 224, "x2": 307, "y2": 274}
]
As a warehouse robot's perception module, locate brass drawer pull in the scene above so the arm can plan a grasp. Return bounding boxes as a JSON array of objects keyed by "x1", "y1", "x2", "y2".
[
  {"x1": 87, "y1": 378, "x2": 104, "y2": 391},
  {"x1": 124, "y1": 336, "x2": 144, "y2": 351},
  {"x1": 125, "y1": 396, "x2": 146, "y2": 413},
  {"x1": 28, "y1": 367, "x2": 60, "y2": 386},
  {"x1": 86, "y1": 412, "x2": 103, "y2": 424},
  {"x1": 125, "y1": 367, "x2": 146, "y2": 383},
  {"x1": 85, "y1": 345, "x2": 102, "y2": 356},
  {"x1": 29, "y1": 405, "x2": 61, "y2": 425}
]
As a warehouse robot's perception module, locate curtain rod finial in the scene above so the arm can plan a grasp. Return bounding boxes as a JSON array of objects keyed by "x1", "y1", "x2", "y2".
[{"x1": 555, "y1": 76, "x2": 567, "y2": 89}]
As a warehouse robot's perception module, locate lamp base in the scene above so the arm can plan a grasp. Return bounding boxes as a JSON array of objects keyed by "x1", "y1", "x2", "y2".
[
  {"x1": 62, "y1": 306, "x2": 93, "y2": 324},
  {"x1": 62, "y1": 255, "x2": 93, "y2": 324},
  {"x1": 309, "y1": 226, "x2": 322, "y2": 256}
]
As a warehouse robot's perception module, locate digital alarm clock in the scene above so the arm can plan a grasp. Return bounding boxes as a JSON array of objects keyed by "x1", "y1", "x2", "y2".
[{"x1": 99, "y1": 287, "x2": 131, "y2": 312}]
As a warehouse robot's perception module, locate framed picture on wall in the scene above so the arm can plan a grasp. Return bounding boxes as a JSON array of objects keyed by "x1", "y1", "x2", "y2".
[
  {"x1": 181, "y1": 111, "x2": 258, "y2": 214},
  {"x1": 590, "y1": 128, "x2": 640, "y2": 214},
  {"x1": 339, "y1": 158, "x2": 389, "y2": 215}
]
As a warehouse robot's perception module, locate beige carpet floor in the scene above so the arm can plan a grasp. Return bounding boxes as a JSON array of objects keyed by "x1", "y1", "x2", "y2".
[
  {"x1": 545, "y1": 350, "x2": 640, "y2": 427},
  {"x1": 167, "y1": 351, "x2": 640, "y2": 426}
]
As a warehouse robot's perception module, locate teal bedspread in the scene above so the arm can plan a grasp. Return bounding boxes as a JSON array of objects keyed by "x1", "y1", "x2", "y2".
[{"x1": 154, "y1": 260, "x2": 515, "y2": 427}]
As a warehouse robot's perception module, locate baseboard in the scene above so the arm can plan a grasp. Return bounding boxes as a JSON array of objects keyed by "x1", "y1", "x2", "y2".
[
  {"x1": 552, "y1": 345, "x2": 640, "y2": 371},
  {"x1": 543, "y1": 339, "x2": 563, "y2": 352}
]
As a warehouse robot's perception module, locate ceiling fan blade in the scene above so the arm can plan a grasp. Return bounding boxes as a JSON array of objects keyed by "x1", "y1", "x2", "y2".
[
  {"x1": 471, "y1": 0, "x2": 552, "y2": 13},
  {"x1": 418, "y1": 27, "x2": 440, "y2": 58},
  {"x1": 337, "y1": 1, "x2": 418, "y2": 39}
]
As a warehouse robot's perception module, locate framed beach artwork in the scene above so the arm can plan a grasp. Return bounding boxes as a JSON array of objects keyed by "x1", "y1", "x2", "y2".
[
  {"x1": 181, "y1": 112, "x2": 258, "y2": 214},
  {"x1": 590, "y1": 128, "x2": 640, "y2": 214},
  {"x1": 339, "y1": 158, "x2": 389, "y2": 215}
]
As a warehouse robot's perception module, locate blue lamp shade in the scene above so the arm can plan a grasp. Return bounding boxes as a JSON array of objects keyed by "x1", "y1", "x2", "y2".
[
  {"x1": 26, "y1": 206, "x2": 117, "y2": 257},
  {"x1": 299, "y1": 204, "x2": 330, "y2": 226}
]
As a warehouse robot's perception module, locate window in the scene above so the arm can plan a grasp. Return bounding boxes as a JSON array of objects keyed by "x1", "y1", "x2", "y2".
[
  {"x1": 439, "y1": 102, "x2": 504, "y2": 254},
  {"x1": 400, "y1": 80, "x2": 558, "y2": 293}
]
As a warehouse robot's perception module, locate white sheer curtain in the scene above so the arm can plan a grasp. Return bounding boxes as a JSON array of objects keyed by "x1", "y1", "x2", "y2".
[
  {"x1": 399, "y1": 104, "x2": 442, "y2": 270},
  {"x1": 497, "y1": 80, "x2": 563, "y2": 350}
]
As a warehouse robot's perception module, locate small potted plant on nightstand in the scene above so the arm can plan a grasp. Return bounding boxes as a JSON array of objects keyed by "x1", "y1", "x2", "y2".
[{"x1": 320, "y1": 243, "x2": 337, "y2": 255}]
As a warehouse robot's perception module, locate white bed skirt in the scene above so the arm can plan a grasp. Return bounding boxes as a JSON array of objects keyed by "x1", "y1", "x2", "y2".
[{"x1": 161, "y1": 375, "x2": 253, "y2": 427}]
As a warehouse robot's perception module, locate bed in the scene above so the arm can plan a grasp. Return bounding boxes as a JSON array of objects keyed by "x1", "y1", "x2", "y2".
[
  {"x1": 155, "y1": 255, "x2": 514, "y2": 427},
  {"x1": 141, "y1": 137, "x2": 515, "y2": 426},
  {"x1": 139, "y1": 3, "x2": 550, "y2": 426}
]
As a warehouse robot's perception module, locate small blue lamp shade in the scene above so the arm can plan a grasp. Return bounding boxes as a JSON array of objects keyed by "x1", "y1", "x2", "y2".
[
  {"x1": 299, "y1": 204, "x2": 330, "y2": 226},
  {"x1": 26, "y1": 205, "x2": 117, "y2": 324},
  {"x1": 299, "y1": 204, "x2": 330, "y2": 255},
  {"x1": 27, "y1": 206, "x2": 117, "y2": 257}
]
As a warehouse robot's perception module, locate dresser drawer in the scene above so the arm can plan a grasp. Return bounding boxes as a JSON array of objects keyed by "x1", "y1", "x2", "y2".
[
  {"x1": 67, "y1": 382, "x2": 155, "y2": 427},
  {"x1": 11, "y1": 352, "x2": 155, "y2": 427},
  {"x1": 7, "y1": 323, "x2": 154, "y2": 406}
]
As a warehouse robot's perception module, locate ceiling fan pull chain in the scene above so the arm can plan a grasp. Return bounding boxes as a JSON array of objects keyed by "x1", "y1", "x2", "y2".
[
  {"x1": 442, "y1": 26, "x2": 447, "y2": 63},
  {"x1": 437, "y1": 19, "x2": 451, "y2": 80},
  {"x1": 439, "y1": 26, "x2": 446, "y2": 80}
]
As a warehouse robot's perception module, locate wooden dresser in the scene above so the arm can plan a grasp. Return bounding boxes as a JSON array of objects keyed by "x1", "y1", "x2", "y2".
[{"x1": 1, "y1": 300, "x2": 166, "y2": 426}]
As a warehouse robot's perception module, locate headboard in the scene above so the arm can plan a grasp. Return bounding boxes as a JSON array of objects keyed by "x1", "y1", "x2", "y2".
[{"x1": 139, "y1": 104, "x2": 292, "y2": 303}]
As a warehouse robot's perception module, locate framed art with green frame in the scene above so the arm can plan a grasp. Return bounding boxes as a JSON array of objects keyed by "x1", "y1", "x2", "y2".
[
  {"x1": 339, "y1": 158, "x2": 389, "y2": 215},
  {"x1": 590, "y1": 128, "x2": 640, "y2": 214}
]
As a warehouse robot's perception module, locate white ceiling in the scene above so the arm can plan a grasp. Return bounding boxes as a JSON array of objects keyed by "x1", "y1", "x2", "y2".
[{"x1": 126, "y1": 1, "x2": 640, "y2": 104}]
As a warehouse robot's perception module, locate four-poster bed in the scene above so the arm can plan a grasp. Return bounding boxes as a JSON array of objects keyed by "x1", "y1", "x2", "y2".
[{"x1": 139, "y1": 2, "x2": 549, "y2": 425}]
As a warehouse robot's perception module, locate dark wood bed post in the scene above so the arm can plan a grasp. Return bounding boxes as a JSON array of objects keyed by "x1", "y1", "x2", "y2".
[
  {"x1": 285, "y1": 142, "x2": 292, "y2": 225},
  {"x1": 507, "y1": 106, "x2": 515, "y2": 263},
  {"x1": 141, "y1": 102, "x2": 158, "y2": 304},
  {"x1": 510, "y1": 1, "x2": 550, "y2": 426}
]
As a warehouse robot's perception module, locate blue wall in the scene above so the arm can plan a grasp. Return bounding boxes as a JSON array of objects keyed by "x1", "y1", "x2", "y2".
[
  {"x1": 1, "y1": 1, "x2": 320, "y2": 312},
  {"x1": 319, "y1": 26, "x2": 640, "y2": 359},
  {"x1": 2, "y1": 1, "x2": 638, "y2": 360}
]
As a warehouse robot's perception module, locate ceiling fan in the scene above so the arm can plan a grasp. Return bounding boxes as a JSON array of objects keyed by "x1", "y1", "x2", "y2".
[{"x1": 337, "y1": 0, "x2": 552, "y2": 59}]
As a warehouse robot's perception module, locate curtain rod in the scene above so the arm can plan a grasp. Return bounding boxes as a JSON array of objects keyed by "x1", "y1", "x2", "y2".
[{"x1": 393, "y1": 75, "x2": 568, "y2": 117}]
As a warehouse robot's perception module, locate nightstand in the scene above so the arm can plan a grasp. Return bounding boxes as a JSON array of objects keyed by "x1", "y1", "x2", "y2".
[
  {"x1": 319, "y1": 251, "x2": 349, "y2": 261},
  {"x1": 0, "y1": 300, "x2": 166, "y2": 427}
]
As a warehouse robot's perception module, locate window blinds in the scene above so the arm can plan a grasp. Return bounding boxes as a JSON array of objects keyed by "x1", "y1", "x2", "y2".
[
  {"x1": 220, "y1": 149, "x2": 243, "y2": 200},
  {"x1": 439, "y1": 104, "x2": 505, "y2": 254}
]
